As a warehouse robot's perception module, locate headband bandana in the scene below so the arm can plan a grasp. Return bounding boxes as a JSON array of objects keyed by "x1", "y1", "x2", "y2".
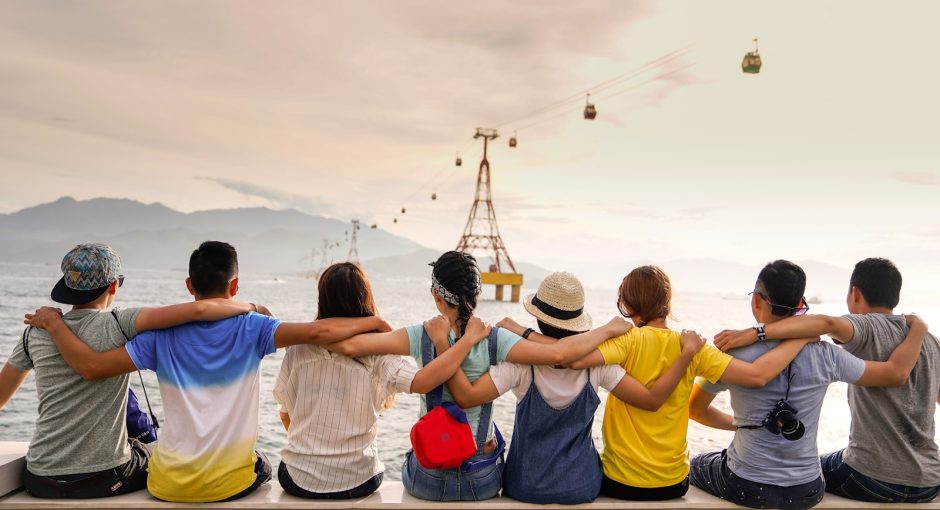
[{"x1": 431, "y1": 275, "x2": 460, "y2": 306}]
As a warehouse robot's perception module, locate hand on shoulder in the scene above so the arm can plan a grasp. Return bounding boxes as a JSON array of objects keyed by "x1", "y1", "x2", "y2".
[{"x1": 24, "y1": 306, "x2": 64, "y2": 329}]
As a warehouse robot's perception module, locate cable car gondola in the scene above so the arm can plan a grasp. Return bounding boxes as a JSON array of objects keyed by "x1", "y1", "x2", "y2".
[
  {"x1": 455, "y1": 152, "x2": 463, "y2": 167},
  {"x1": 431, "y1": 192, "x2": 437, "y2": 200},
  {"x1": 393, "y1": 218, "x2": 398, "y2": 224},
  {"x1": 509, "y1": 131, "x2": 517, "y2": 148},
  {"x1": 742, "y1": 38, "x2": 762, "y2": 74},
  {"x1": 370, "y1": 223, "x2": 378, "y2": 229},
  {"x1": 401, "y1": 207, "x2": 406, "y2": 214},
  {"x1": 583, "y1": 93, "x2": 597, "y2": 120}
]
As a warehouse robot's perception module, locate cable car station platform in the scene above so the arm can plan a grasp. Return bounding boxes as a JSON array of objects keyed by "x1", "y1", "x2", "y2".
[
  {"x1": 1, "y1": 442, "x2": 934, "y2": 509},
  {"x1": 481, "y1": 271, "x2": 523, "y2": 302}
]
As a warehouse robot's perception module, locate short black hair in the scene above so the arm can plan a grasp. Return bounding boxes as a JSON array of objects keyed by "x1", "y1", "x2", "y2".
[
  {"x1": 189, "y1": 241, "x2": 238, "y2": 296},
  {"x1": 536, "y1": 319, "x2": 578, "y2": 339},
  {"x1": 757, "y1": 260, "x2": 806, "y2": 317},
  {"x1": 850, "y1": 258, "x2": 902, "y2": 309}
]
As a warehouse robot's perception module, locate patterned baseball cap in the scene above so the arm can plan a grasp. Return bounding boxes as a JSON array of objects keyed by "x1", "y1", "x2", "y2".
[{"x1": 50, "y1": 243, "x2": 123, "y2": 305}]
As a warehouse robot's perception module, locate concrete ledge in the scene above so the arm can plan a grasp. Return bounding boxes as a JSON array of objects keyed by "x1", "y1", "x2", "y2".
[
  {"x1": 1, "y1": 443, "x2": 937, "y2": 509},
  {"x1": 2, "y1": 482, "x2": 939, "y2": 510}
]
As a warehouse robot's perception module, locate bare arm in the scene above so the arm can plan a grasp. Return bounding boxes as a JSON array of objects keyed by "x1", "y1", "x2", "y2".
[
  {"x1": 409, "y1": 317, "x2": 491, "y2": 394},
  {"x1": 424, "y1": 316, "x2": 501, "y2": 407},
  {"x1": 495, "y1": 317, "x2": 554, "y2": 345},
  {"x1": 0, "y1": 363, "x2": 29, "y2": 410},
  {"x1": 274, "y1": 316, "x2": 392, "y2": 349},
  {"x1": 610, "y1": 330, "x2": 705, "y2": 411},
  {"x1": 25, "y1": 308, "x2": 136, "y2": 380},
  {"x1": 567, "y1": 349, "x2": 607, "y2": 370},
  {"x1": 321, "y1": 328, "x2": 411, "y2": 357},
  {"x1": 688, "y1": 383, "x2": 735, "y2": 430},
  {"x1": 280, "y1": 411, "x2": 290, "y2": 431},
  {"x1": 718, "y1": 338, "x2": 816, "y2": 388},
  {"x1": 854, "y1": 315, "x2": 927, "y2": 387},
  {"x1": 505, "y1": 317, "x2": 632, "y2": 366},
  {"x1": 715, "y1": 314, "x2": 855, "y2": 351},
  {"x1": 134, "y1": 298, "x2": 257, "y2": 332}
]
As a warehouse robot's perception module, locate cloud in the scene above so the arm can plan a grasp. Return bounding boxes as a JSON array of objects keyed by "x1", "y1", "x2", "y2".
[
  {"x1": 893, "y1": 171, "x2": 940, "y2": 187},
  {"x1": 195, "y1": 176, "x2": 339, "y2": 217}
]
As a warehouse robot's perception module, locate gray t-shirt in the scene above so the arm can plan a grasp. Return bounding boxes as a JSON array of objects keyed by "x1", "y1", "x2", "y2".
[
  {"x1": 701, "y1": 341, "x2": 865, "y2": 486},
  {"x1": 7, "y1": 307, "x2": 140, "y2": 476},
  {"x1": 841, "y1": 313, "x2": 940, "y2": 487}
]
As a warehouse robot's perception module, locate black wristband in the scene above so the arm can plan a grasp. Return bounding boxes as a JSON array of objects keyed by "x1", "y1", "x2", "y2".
[{"x1": 522, "y1": 328, "x2": 534, "y2": 339}]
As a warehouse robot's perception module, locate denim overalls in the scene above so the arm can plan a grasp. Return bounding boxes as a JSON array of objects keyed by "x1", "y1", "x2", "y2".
[
  {"x1": 402, "y1": 328, "x2": 506, "y2": 501},
  {"x1": 502, "y1": 366, "x2": 603, "y2": 504}
]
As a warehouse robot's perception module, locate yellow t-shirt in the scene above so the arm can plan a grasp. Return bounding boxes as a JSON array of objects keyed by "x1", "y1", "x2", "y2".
[{"x1": 597, "y1": 326, "x2": 732, "y2": 488}]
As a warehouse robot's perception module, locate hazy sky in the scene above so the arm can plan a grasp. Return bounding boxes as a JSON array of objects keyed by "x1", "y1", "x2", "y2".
[{"x1": 1, "y1": 1, "x2": 938, "y2": 294}]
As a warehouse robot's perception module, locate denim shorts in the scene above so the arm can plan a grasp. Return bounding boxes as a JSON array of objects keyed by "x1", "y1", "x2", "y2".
[
  {"x1": 402, "y1": 449, "x2": 504, "y2": 501},
  {"x1": 821, "y1": 449, "x2": 940, "y2": 503}
]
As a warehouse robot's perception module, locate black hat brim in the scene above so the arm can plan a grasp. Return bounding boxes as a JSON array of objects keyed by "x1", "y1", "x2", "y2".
[{"x1": 51, "y1": 277, "x2": 111, "y2": 305}]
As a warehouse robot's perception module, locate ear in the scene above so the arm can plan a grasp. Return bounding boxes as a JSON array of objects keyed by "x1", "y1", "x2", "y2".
[
  {"x1": 850, "y1": 286, "x2": 864, "y2": 306},
  {"x1": 229, "y1": 277, "x2": 239, "y2": 297},
  {"x1": 108, "y1": 280, "x2": 119, "y2": 295},
  {"x1": 185, "y1": 277, "x2": 196, "y2": 296},
  {"x1": 431, "y1": 290, "x2": 443, "y2": 306}
]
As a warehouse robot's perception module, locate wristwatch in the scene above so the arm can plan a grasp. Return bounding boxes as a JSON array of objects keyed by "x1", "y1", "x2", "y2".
[
  {"x1": 753, "y1": 323, "x2": 767, "y2": 342},
  {"x1": 522, "y1": 328, "x2": 535, "y2": 339}
]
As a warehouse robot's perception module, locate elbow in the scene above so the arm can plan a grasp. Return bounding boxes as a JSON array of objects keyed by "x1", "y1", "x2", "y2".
[
  {"x1": 307, "y1": 323, "x2": 331, "y2": 344},
  {"x1": 742, "y1": 372, "x2": 772, "y2": 389},
  {"x1": 637, "y1": 399, "x2": 660, "y2": 412},
  {"x1": 331, "y1": 341, "x2": 356, "y2": 357},
  {"x1": 77, "y1": 365, "x2": 104, "y2": 381},
  {"x1": 547, "y1": 349, "x2": 567, "y2": 366},
  {"x1": 888, "y1": 371, "x2": 910, "y2": 387},
  {"x1": 191, "y1": 301, "x2": 210, "y2": 319}
]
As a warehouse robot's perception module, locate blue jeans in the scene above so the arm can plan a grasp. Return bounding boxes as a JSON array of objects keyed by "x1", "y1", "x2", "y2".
[
  {"x1": 690, "y1": 451, "x2": 825, "y2": 510},
  {"x1": 821, "y1": 449, "x2": 940, "y2": 503},
  {"x1": 402, "y1": 450, "x2": 504, "y2": 501}
]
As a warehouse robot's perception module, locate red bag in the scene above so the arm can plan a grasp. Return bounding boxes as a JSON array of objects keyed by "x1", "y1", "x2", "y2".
[{"x1": 410, "y1": 402, "x2": 478, "y2": 470}]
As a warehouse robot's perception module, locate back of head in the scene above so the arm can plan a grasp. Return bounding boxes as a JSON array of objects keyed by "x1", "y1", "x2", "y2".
[
  {"x1": 536, "y1": 319, "x2": 578, "y2": 339},
  {"x1": 618, "y1": 265, "x2": 671, "y2": 326},
  {"x1": 317, "y1": 262, "x2": 377, "y2": 319},
  {"x1": 431, "y1": 251, "x2": 481, "y2": 336},
  {"x1": 757, "y1": 260, "x2": 807, "y2": 317},
  {"x1": 850, "y1": 257, "x2": 902, "y2": 309},
  {"x1": 188, "y1": 241, "x2": 238, "y2": 296}
]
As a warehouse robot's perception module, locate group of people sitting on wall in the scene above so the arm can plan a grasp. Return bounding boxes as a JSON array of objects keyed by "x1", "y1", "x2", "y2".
[{"x1": 0, "y1": 241, "x2": 937, "y2": 509}]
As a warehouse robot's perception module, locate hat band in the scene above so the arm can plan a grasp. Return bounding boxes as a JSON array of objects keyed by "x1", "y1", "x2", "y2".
[{"x1": 532, "y1": 295, "x2": 583, "y2": 321}]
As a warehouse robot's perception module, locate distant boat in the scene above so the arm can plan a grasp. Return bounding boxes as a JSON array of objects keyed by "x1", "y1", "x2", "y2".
[{"x1": 807, "y1": 296, "x2": 822, "y2": 305}]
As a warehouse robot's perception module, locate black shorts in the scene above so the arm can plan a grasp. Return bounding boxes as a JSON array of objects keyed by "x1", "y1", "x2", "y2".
[{"x1": 23, "y1": 439, "x2": 150, "y2": 499}]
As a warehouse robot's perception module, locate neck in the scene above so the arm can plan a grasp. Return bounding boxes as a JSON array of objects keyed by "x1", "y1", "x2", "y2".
[
  {"x1": 194, "y1": 293, "x2": 230, "y2": 301},
  {"x1": 72, "y1": 302, "x2": 108, "y2": 311},
  {"x1": 644, "y1": 317, "x2": 667, "y2": 328},
  {"x1": 866, "y1": 306, "x2": 894, "y2": 315}
]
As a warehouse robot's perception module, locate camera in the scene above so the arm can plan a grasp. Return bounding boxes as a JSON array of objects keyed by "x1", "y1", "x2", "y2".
[{"x1": 761, "y1": 399, "x2": 805, "y2": 441}]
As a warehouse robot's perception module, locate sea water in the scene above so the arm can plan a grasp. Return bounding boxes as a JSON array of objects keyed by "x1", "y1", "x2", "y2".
[{"x1": 1, "y1": 262, "x2": 938, "y2": 481}]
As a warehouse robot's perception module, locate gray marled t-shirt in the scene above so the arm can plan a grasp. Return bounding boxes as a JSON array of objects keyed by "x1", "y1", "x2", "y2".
[
  {"x1": 842, "y1": 313, "x2": 940, "y2": 487},
  {"x1": 7, "y1": 307, "x2": 140, "y2": 476}
]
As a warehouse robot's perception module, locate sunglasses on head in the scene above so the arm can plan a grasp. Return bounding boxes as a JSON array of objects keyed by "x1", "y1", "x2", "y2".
[
  {"x1": 117, "y1": 275, "x2": 125, "y2": 287},
  {"x1": 749, "y1": 289, "x2": 809, "y2": 316}
]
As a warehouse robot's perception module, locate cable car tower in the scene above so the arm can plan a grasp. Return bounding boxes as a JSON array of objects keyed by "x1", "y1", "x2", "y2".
[
  {"x1": 455, "y1": 128, "x2": 524, "y2": 302},
  {"x1": 347, "y1": 219, "x2": 361, "y2": 263}
]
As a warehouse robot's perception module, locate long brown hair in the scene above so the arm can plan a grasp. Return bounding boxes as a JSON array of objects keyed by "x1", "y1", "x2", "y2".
[
  {"x1": 618, "y1": 265, "x2": 672, "y2": 327},
  {"x1": 316, "y1": 263, "x2": 394, "y2": 409},
  {"x1": 317, "y1": 262, "x2": 377, "y2": 319}
]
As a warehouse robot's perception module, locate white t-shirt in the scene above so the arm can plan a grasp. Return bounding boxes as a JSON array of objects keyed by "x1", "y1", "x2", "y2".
[
  {"x1": 273, "y1": 344, "x2": 418, "y2": 493},
  {"x1": 489, "y1": 362, "x2": 626, "y2": 408}
]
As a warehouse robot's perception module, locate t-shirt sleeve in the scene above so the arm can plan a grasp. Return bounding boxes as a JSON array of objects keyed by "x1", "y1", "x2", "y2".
[
  {"x1": 693, "y1": 344, "x2": 734, "y2": 384},
  {"x1": 596, "y1": 364, "x2": 627, "y2": 392},
  {"x1": 248, "y1": 313, "x2": 279, "y2": 358},
  {"x1": 841, "y1": 314, "x2": 870, "y2": 355},
  {"x1": 489, "y1": 362, "x2": 526, "y2": 396},
  {"x1": 7, "y1": 328, "x2": 34, "y2": 371},
  {"x1": 405, "y1": 324, "x2": 424, "y2": 365},
  {"x1": 272, "y1": 348, "x2": 293, "y2": 410},
  {"x1": 597, "y1": 333, "x2": 632, "y2": 365},
  {"x1": 114, "y1": 307, "x2": 142, "y2": 340},
  {"x1": 496, "y1": 328, "x2": 523, "y2": 362},
  {"x1": 377, "y1": 355, "x2": 420, "y2": 394},
  {"x1": 827, "y1": 343, "x2": 866, "y2": 384},
  {"x1": 698, "y1": 376, "x2": 728, "y2": 395},
  {"x1": 125, "y1": 330, "x2": 160, "y2": 371}
]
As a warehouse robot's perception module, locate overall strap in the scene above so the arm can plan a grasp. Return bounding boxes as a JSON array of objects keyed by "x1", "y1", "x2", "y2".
[
  {"x1": 474, "y1": 327, "x2": 502, "y2": 449},
  {"x1": 22, "y1": 327, "x2": 33, "y2": 363},
  {"x1": 420, "y1": 327, "x2": 444, "y2": 410},
  {"x1": 111, "y1": 310, "x2": 159, "y2": 430}
]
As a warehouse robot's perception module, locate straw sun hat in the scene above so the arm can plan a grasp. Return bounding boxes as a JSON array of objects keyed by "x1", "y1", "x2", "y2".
[{"x1": 523, "y1": 271, "x2": 592, "y2": 333}]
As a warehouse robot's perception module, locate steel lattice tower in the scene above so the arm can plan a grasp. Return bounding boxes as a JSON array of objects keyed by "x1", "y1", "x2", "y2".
[
  {"x1": 347, "y1": 219, "x2": 360, "y2": 263},
  {"x1": 455, "y1": 128, "x2": 517, "y2": 273}
]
